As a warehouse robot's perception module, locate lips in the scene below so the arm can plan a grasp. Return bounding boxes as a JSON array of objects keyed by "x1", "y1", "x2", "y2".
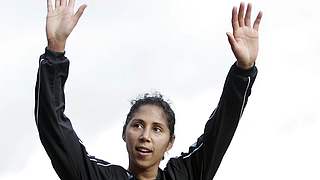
[{"x1": 136, "y1": 146, "x2": 153, "y2": 156}]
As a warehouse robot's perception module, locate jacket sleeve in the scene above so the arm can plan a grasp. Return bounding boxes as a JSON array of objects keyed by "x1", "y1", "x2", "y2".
[
  {"x1": 34, "y1": 49, "x2": 114, "y2": 180},
  {"x1": 165, "y1": 63, "x2": 258, "y2": 180}
]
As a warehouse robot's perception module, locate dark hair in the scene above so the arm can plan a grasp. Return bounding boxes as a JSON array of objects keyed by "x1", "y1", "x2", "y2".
[{"x1": 122, "y1": 92, "x2": 175, "y2": 141}]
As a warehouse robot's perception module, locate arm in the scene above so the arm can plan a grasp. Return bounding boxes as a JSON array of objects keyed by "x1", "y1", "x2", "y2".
[
  {"x1": 35, "y1": 48, "x2": 115, "y2": 180},
  {"x1": 165, "y1": 3, "x2": 262, "y2": 179},
  {"x1": 165, "y1": 63, "x2": 257, "y2": 179},
  {"x1": 34, "y1": 1, "x2": 114, "y2": 179}
]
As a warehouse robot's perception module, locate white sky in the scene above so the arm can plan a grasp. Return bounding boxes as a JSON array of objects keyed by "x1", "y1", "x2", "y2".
[{"x1": 0, "y1": 0, "x2": 319, "y2": 179}]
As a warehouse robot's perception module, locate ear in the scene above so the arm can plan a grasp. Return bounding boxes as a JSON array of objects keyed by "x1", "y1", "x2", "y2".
[
  {"x1": 166, "y1": 135, "x2": 175, "y2": 152},
  {"x1": 122, "y1": 132, "x2": 126, "y2": 142}
]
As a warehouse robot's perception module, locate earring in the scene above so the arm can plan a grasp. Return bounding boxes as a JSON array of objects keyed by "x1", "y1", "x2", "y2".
[{"x1": 162, "y1": 152, "x2": 169, "y2": 160}]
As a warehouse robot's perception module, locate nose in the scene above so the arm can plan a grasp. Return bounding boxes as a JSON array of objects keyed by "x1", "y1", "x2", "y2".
[{"x1": 139, "y1": 128, "x2": 151, "y2": 143}]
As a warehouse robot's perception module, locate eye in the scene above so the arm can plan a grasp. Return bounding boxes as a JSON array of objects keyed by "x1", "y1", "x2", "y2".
[
  {"x1": 132, "y1": 122, "x2": 143, "y2": 129},
  {"x1": 153, "y1": 126, "x2": 162, "y2": 134}
]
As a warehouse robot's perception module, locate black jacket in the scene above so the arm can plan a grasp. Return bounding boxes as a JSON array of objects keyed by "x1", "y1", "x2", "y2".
[{"x1": 35, "y1": 48, "x2": 257, "y2": 180}]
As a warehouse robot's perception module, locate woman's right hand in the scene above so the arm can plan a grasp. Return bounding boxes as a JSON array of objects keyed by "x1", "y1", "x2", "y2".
[{"x1": 46, "y1": 0, "x2": 87, "y2": 52}]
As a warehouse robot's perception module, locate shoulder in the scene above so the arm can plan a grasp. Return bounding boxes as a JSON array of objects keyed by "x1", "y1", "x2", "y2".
[
  {"x1": 162, "y1": 157, "x2": 190, "y2": 179},
  {"x1": 87, "y1": 156, "x2": 130, "y2": 179}
]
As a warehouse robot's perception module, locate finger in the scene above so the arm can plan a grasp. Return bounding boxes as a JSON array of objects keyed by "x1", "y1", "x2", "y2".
[
  {"x1": 74, "y1": 4, "x2": 87, "y2": 24},
  {"x1": 55, "y1": 0, "x2": 61, "y2": 8},
  {"x1": 61, "y1": 0, "x2": 67, "y2": 7},
  {"x1": 238, "y1": 2, "x2": 245, "y2": 27},
  {"x1": 244, "y1": 3, "x2": 252, "y2": 27},
  {"x1": 68, "y1": 0, "x2": 75, "y2": 8},
  {"x1": 226, "y1": 32, "x2": 237, "y2": 49},
  {"x1": 231, "y1": 6, "x2": 239, "y2": 31},
  {"x1": 253, "y1": 11, "x2": 263, "y2": 31},
  {"x1": 47, "y1": 0, "x2": 53, "y2": 13}
]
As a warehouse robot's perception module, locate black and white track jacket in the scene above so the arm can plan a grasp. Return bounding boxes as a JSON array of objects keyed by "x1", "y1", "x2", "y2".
[{"x1": 34, "y1": 48, "x2": 257, "y2": 180}]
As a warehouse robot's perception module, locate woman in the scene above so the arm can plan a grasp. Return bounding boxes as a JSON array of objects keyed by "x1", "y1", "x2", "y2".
[{"x1": 35, "y1": 0, "x2": 262, "y2": 179}]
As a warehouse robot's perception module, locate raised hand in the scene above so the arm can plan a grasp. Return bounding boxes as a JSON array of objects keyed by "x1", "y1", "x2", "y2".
[
  {"x1": 46, "y1": 0, "x2": 87, "y2": 52},
  {"x1": 226, "y1": 2, "x2": 262, "y2": 69}
]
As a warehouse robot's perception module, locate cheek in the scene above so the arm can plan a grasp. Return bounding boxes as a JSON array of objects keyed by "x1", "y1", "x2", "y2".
[
  {"x1": 124, "y1": 129, "x2": 138, "y2": 147},
  {"x1": 155, "y1": 136, "x2": 171, "y2": 152}
]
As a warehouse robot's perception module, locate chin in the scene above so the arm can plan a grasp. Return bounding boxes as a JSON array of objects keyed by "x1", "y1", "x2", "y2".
[{"x1": 132, "y1": 157, "x2": 159, "y2": 170}]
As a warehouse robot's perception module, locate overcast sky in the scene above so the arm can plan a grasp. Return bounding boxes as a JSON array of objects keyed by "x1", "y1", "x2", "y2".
[{"x1": 0, "y1": 0, "x2": 319, "y2": 179}]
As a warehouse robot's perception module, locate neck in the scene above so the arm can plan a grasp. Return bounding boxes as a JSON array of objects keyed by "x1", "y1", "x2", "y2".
[{"x1": 128, "y1": 162, "x2": 159, "y2": 180}]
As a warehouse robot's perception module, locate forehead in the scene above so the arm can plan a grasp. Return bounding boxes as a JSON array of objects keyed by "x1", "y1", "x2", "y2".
[{"x1": 132, "y1": 105, "x2": 167, "y2": 125}]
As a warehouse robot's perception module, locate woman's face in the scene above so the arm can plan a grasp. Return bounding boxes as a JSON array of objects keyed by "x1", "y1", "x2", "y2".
[{"x1": 123, "y1": 104, "x2": 174, "y2": 170}]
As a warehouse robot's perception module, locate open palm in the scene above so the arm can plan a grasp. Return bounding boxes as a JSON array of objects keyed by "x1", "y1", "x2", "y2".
[
  {"x1": 46, "y1": 0, "x2": 86, "y2": 52},
  {"x1": 227, "y1": 3, "x2": 262, "y2": 69}
]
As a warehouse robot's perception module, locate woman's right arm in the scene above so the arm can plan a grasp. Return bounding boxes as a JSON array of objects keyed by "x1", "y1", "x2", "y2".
[
  {"x1": 34, "y1": 1, "x2": 117, "y2": 179},
  {"x1": 35, "y1": 48, "x2": 118, "y2": 180}
]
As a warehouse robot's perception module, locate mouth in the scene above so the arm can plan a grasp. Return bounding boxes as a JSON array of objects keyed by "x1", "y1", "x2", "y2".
[{"x1": 135, "y1": 146, "x2": 153, "y2": 156}]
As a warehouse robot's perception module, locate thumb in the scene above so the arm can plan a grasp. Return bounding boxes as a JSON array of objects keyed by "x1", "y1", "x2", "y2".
[
  {"x1": 74, "y1": 4, "x2": 87, "y2": 24},
  {"x1": 226, "y1": 32, "x2": 237, "y2": 49}
]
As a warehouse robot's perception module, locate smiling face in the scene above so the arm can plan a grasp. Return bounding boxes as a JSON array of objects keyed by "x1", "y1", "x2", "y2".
[{"x1": 123, "y1": 104, "x2": 174, "y2": 172}]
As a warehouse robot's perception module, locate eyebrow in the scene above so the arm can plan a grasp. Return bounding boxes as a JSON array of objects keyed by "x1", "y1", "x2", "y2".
[
  {"x1": 131, "y1": 119, "x2": 144, "y2": 123},
  {"x1": 131, "y1": 119, "x2": 166, "y2": 127},
  {"x1": 152, "y1": 122, "x2": 166, "y2": 128}
]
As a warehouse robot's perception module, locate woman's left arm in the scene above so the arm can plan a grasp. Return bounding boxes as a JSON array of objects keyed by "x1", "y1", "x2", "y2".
[
  {"x1": 165, "y1": 62, "x2": 258, "y2": 179},
  {"x1": 164, "y1": 3, "x2": 262, "y2": 179}
]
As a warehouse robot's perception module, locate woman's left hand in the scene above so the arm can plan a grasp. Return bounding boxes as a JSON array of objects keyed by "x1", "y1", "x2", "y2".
[{"x1": 227, "y1": 2, "x2": 263, "y2": 70}]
